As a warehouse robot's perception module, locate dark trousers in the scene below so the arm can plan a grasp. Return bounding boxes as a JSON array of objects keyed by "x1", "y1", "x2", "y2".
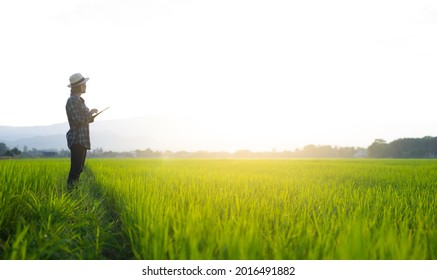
[{"x1": 67, "y1": 144, "x2": 87, "y2": 187}]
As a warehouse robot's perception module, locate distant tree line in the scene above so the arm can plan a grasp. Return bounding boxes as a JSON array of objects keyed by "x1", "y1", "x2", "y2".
[
  {"x1": 367, "y1": 136, "x2": 437, "y2": 158},
  {"x1": 0, "y1": 143, "x2": 21, "y2": 157},
  {"x1": 3, "y1": 136, "x2": 437, "y2": 158},
  {"x1": 293, "y1": 145, "x2": 366, "y2": 158},
  {"x1": 132, "y1": 146, "x2": 367, "y2": 158}
]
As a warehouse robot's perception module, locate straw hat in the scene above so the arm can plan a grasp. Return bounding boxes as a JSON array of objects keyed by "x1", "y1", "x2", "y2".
[{"x1": 67, "y1": 73, "x2": 89, "y2": 88}]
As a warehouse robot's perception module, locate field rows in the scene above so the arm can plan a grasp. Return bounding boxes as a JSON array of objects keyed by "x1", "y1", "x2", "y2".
[{"x1": 1, "y1": 159, "x2": 436, "y2": 259}]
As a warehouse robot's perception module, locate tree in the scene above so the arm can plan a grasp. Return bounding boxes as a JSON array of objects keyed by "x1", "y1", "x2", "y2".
[
  {"x1": 389, "y1": 136, "x2": 437, "y2": 158},
  {"x1": 367, "y1": 139, "x2": 394, "y2": 158},
  {"x1": 4, "y1": 147, "x2": 21, "y2": 157},
  {"x1": 0, "y1": 143, "x2": 7, "y2": 156}
]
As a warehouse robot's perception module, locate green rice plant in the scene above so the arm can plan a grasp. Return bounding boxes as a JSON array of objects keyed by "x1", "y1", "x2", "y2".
[
  {"x1": 0, "y1": 159, "x2": 131, "y2": 259},
  {"x1": 88, "y1": 159, "x2": 437, "y2": 260},
  {"x1": 2, "y1": 158, "x2": 436, "y2": 260}
]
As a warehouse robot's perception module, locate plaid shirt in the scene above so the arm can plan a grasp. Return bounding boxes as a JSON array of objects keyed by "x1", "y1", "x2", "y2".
[{"x1": 66, "y1": 95, "x2": 93, "y2": 150}]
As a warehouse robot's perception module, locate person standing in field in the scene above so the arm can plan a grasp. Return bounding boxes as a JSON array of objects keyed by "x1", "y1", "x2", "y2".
[{"x1": 65, "y1": 73, "x2": 98, "y2": 189}]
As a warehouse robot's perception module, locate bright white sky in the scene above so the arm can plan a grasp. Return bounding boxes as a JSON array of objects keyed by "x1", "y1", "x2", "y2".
[{"x1": 1, "y1": 0, "x2": 437, "y2": 151}]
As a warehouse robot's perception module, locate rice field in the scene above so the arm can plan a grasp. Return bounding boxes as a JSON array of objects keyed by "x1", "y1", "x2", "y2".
[{"x1": 1, "y1": 158, "x2": 436, "y2": 259}]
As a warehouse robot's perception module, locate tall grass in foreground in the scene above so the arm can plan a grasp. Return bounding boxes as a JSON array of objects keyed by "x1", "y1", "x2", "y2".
[
  {"x1": 89, "y1": 159, "x2": 437, "y2": 260},
  {"x1": 0, "y1": 159, "x2": 130, "y2": 259}
]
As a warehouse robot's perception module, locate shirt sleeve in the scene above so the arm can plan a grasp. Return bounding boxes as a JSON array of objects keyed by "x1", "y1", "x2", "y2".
[{"x1": 66, "y1": 97, "x2": 92, "y2": 127}]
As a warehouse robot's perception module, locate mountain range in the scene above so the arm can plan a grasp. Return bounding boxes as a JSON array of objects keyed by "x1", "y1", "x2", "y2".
[
  {"x1": 0, "y1": 116, "x2": 244, "y2": 152},
  {"x1": 3, "y1": 116, "x2": 413, "y2": 152}
]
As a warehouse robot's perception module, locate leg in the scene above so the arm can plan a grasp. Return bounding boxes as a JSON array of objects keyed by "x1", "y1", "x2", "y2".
[
  {"x1": 67, "y1": 144, "x2": 87, "y2": 188},
  {"x1": 81, "y1": 148, "x2": 87, "y2": 173}
]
